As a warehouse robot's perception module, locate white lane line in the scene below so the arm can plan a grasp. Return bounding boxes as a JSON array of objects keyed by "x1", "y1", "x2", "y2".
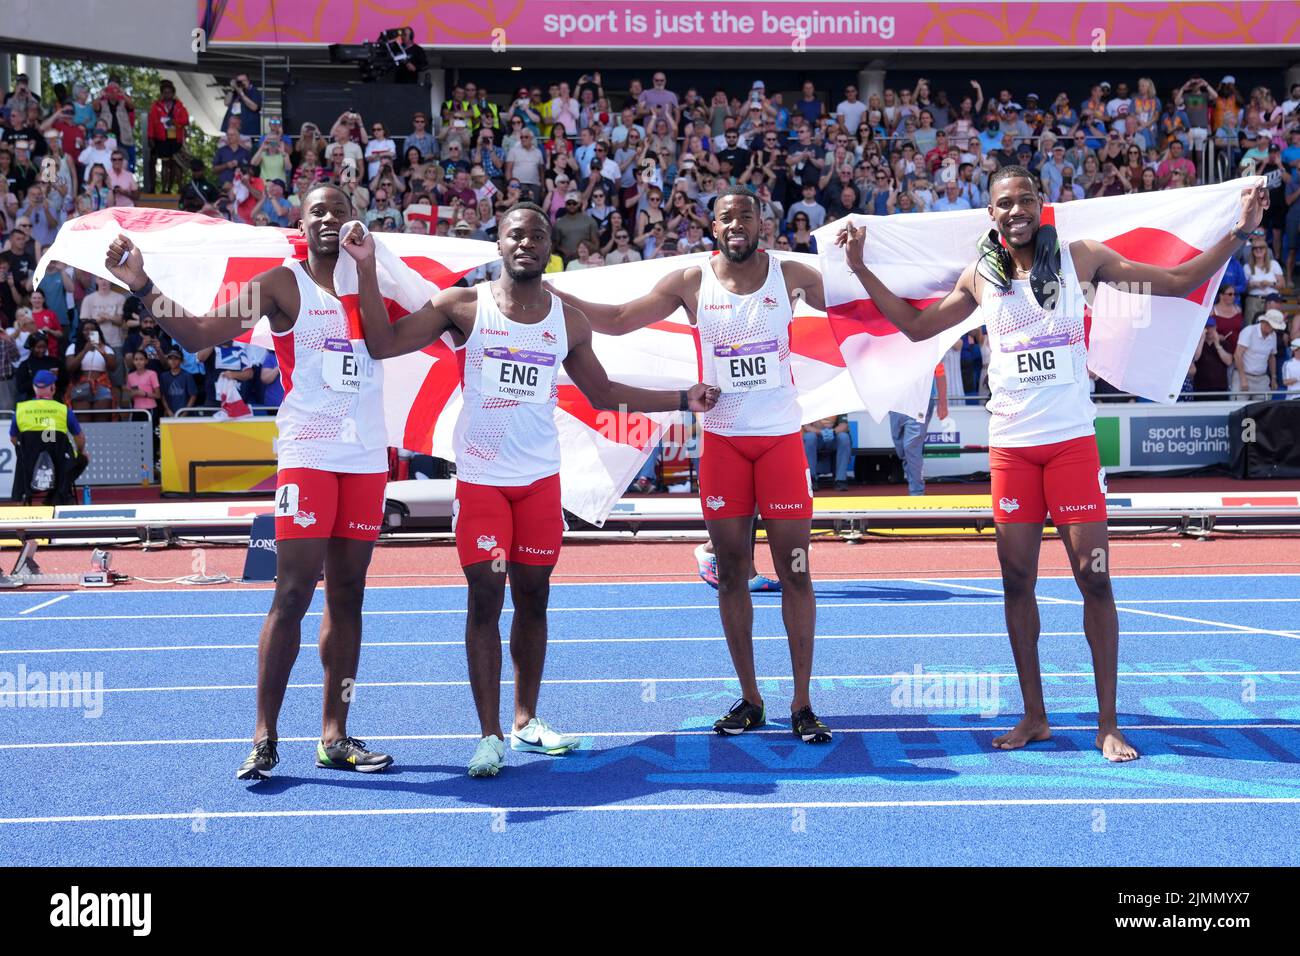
[
  {"x1": 18, "y1": 595, "x2": 69, "y2": 615},
  {"x1": 908, "y1": 578, "x2": 1300, "y2": 642},
  {"x1": 3, "y1": 670, "x2": 1296, "y2": 698},
  {"x1": 5, "y1": 795, "x2": 1300, "y2": 826},
  {"x1": 0, "y1": 599, "x2": 1011, "y2": 624},
  {"x1": 0, "y1": 630, "x2": 1244, "y2": 655},
  {"x1": 3, "y1": 722, "x2": 1296, "y2": 751},
  {"x1": 0, "y1": 572, "x2": 1294, "y2": 599}
]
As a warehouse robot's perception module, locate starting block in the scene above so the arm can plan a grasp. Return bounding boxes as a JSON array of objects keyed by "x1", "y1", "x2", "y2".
[{"x1": 0, "y1": 543, "x2": 123, "y2": 588}]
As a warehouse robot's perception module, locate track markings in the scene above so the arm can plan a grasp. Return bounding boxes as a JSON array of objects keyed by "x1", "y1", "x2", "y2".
[{"x1": 5, "y1": 795, "x2": 1300, "y2": 827}]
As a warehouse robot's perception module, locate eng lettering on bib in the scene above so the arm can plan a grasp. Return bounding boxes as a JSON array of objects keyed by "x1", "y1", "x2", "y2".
[
  {"x1": 322, "y1": 338, "x2": 366, "y2": 393},
  {"x1": 482, "y1": 347, "x2": 557, "y2": 404},
  {"x1": 1000, "y1": 332, "x2": 1075, "y2": 390},
  {"x1": 714, "y1": 340, "x2": 780, "y2": 393}
]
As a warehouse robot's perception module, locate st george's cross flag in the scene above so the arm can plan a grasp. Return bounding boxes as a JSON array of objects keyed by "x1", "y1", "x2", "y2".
[{"x1": 813, "y1": 177, "x2": 1262, "y2": 420}]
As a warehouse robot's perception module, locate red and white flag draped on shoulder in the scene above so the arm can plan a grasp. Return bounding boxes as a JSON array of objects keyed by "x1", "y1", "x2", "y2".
[{"x1": 812, "y1": 177, "x2": 1260, "y2": 419}]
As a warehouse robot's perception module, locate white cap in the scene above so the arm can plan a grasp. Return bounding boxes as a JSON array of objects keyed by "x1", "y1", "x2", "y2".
[
  {"x1": 1262, "y1": 309, "x2": 1286, "y2": 330},
  {"x1": 1221, "y1": 75, "x2": 1236, "y2": 85}
]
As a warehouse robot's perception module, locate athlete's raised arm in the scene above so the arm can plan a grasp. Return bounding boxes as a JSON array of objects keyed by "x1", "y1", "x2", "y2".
[
  {"x1": 105, "y1": 233, "x2": 293, "y2": 352},
  {"x1": 1071, "y1": 182, "x2": 1267, "y2": 298},
  {"x1": 836, "y1": 222, "x2": 979, "y2": 342},
  {"x1": 561, "y1": 303, "x2": 717, "y2": 412},
  {"x1": 550, "y1": 266, "x2": 697, "y2": 336},
  {"x1": 340, "y1": 224, "x2": 473, "y2": 358}
]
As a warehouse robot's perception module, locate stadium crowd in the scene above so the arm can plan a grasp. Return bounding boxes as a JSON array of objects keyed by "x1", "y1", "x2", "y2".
[{"x1": 2, "y1": 67, "x2": 1299, "y2": 436}]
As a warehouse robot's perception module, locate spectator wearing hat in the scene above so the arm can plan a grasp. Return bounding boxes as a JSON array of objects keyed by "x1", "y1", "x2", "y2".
[
  {"x1": 254, "y1": 179, "x2": 292, "y2": 227},
  {"x1": 1283, "y1": 338, "x2": 1300, "y2": 398},
  {"x1": 41, "y1": 100, "x2": 87, "y2": 163},
  {"x1": 10, "y1": 368, "x2": 89, "y2": 503},
  {"x1": 181, "y1": 158, "x2": 220, "y2": 211},
  {"x1": 158, "y1": 348, "x2": 198, "y2": 417},
  {"x1": 1235, "y1": 309, "x2": 1285, "y2": 399}
]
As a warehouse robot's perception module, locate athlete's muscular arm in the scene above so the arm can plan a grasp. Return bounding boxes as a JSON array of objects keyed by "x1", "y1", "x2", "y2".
[
  {"x1": 550, "y1": 266, "x2": 697, "y2": 335},
  {"x1": 1071, "y1": 182, "x2": 1267, "y2": 298},
  {"x1": 837, "y1": 223, "x2": 979, "y2": 341},
  {"x1": 780, "y1": 259, "x2": 827, "y2": 312},
  {"x1": 341, "y1": 225, "x2": 471, "y2": 358},
  {"x1": 104, "y1": 233, "x2": 292, "y2": 352},
  {"x1": 561, "y1": 304, "x2": 718, "y2": 412}
]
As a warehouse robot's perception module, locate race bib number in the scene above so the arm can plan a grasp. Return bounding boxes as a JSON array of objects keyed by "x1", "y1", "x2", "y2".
[
  {"x1": 322, "y1": 338, "x2": 367, "y2": 393},
  {"x1": 275, "y1": 483, "x2": 300, "y2": 516},
  {"x1": 1000, "y1": 333, "x2": 1075, "y2": 390},
  {"x1": 482, "y1": 347, "x2": 557, "y2": 404},
  {"x1": 714, "y1": 340, "x2": 780, "y2": 392}
]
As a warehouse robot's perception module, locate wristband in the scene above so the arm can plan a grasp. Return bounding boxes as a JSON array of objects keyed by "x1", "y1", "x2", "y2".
[
  {"x1": 131, "y1": 278, "x2": 154, "y2": 298},
  {"x1": 1232, "y1": 226, "x2": 1252, "y2": 243},
  {"x1": 678, "y1": 389, "x2": 690, "y2": 411}
]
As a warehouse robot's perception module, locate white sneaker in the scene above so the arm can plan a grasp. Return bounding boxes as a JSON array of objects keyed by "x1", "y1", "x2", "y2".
[
  {"x1": 467, "y1": 735, "x2": 505, "y2": 777},
  {"x1": 694, "y1": 542, "x2": 719, "y2": 589},
  {"x1": 510, "y1": 717, "x2": 579, "y2": 755}
]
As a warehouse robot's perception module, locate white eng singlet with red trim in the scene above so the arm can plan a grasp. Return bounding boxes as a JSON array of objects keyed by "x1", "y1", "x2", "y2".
[
  {"x1": 982, "y1": 241, "x2": 1095, "y2": 448},
  {"x1": 454, "y1": 282, "x2": 568, "y2": 486},
  {"x1": 271, "y1": 260, "x2": 387, "y2": 473},
  {"x1": 695, "y1": 253, "x2": 801, "y2": 436}
]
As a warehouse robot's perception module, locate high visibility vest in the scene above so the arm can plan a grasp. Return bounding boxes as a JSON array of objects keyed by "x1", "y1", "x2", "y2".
[{"x1": 14, "y1": 399, "x2": 70, "y2": 436}]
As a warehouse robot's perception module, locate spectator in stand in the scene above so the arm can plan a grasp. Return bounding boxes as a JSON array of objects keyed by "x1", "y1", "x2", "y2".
[
  {"x1": 553, "y1": 190, "x2": 599, "y2": 261},
  {"x1": 1157, "y1": 139, "x2": 1197, "y2": 187},
  {"x1": 505, "y1": 129, "x2": 544, "y2": 202},
  {"x1": 77, "y1": 126, "x2": 114, "y2": 182},
  {"x1": 0, "y1": 323, "x2": 19, "y2": 410},
  {"x1": 365, "y1": 187, "x2": 403, "y2": 231},
  {"x1": 123, "y1": 350, "x2": 160, "y2": 421},
  {"x1": 147, "y1": 79, "x2": 189, "y2": 192},
  {"x1": 549, "y1": 82, "x2": 580, "y2": 138},
  {"x1": 15, "y1": 333, "x2": 63, "y2": 402},
  {"x1": 1244, "y1": 235, "x2": 1285, "y2": 322},
  {"x1": 252, "y1": 131, "x2": 291, "y2": 186},
  {"x1": 221, "y1": 73, "x2": 262, "y2": 137},
  {"x1": 803, "y1": 415, "x2": 853, "y2": 491},
  {"x1": 1235, "y1": 309, "x2": 1283, "y2": 399},
  {"x1": 102, "y1": 149, "x2": 136, "y2": 207},
  {"x1": 1193, "y1": 313, "x2": 1235, "y2": 399},
  {"x1": 932, "y1": 178, "x2": 972, "y2": 212},
  {"x1": 92, "y1": 78, "x2": 136, "y2": 170},
  {"x1": 18, "y1": 185, "x2": 63, "y2": 248},
  {"x1": 363, "y1": 121, "x2": 396, "y2": 181},
  {"x1": 66, "y1": 318, "x2": 116, "y2": 410},
  {"x1": 1087, "y1": 161, "x2": 1126, "y2": 198},
  {"x1": 213, "y1": 121, "x2": 252, "y2": 185},
  {"x1": 1284, "y1": 339, "x2": 1300, "y2": 397},
  {"x1": 28, "y1": 288, "x2": 63, "y2": 345}
]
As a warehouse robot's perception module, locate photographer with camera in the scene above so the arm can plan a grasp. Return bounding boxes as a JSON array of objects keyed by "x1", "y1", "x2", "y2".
[{"x1": 222, "y1": 73, "x2": 263, "y2": 136}]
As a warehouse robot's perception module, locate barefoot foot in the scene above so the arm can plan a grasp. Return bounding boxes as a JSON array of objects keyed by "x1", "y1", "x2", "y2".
[
  {"x1": 1096, "y1": 727, "x2": 1139, "y2": 762},
  {"x1": 991, "y1": 716, "x2": 1052, "y2": 750}
]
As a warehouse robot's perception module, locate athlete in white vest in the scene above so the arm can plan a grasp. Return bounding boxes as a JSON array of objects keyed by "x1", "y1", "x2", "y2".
[
  {"x1": 106, "y1": 184, "x2": 396, "y2": 781},
  {"x1": 841, "y1": 170, "x2": 1267, "y2": 762},
  {"x1": 553, "y1": 186, "x2": 837, "y2": 745},
  {"x1": 344, "y1": 203, "x2": 717, "y2": 777}
]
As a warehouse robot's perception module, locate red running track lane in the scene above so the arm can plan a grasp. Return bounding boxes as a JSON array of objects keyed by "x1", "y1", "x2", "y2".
[{"x1": 4, "y1": 534, "x2": 1299, "y2": 589}]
